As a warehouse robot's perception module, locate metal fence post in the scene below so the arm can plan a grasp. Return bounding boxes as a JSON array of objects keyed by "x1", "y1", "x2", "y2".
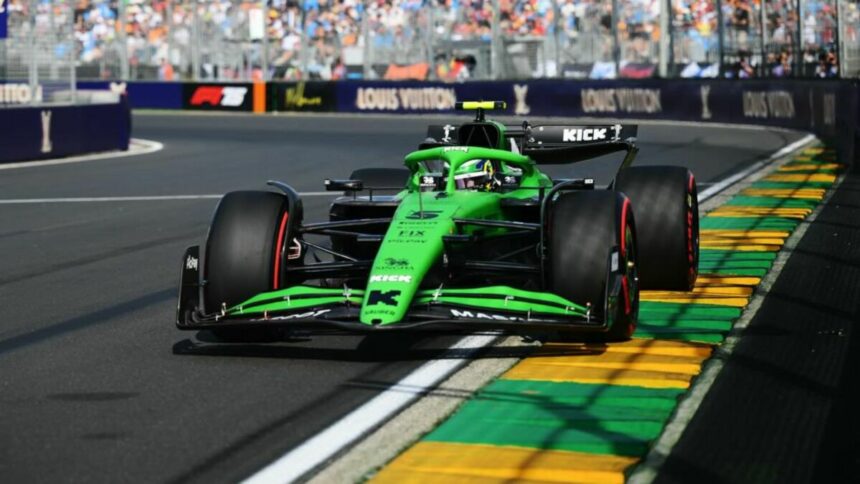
[
  {"x1": 491, "y1": 0, "x2": 500, "y2": 79},
  {"x1": 425, "y1": 5, "x2": 435, "y2": 80},
  {"x1": 717, "y1": 0, "x2": 725, "y2": 77},
  {"x1": 70, "y1": 2, "x2": 76, "y2": 104},
  {"x1": 551, "y1": 0, "x2": 562, "y2": 77},
  {"x1": 192, "y1": 0, "x2": 201, "y2": 81},
  {"x1": 760, "y1": 0, "x2": 768, "y2": 77},
  {"x1": 667, "y1": 0, "x2": 675, "y2": 72},
  {"x1": 261, "y1": 0, "x2": 269, "y2": 80},
  {"x1": 166, "y1": 0, "x2": 173, "y2": 80},
  {"x1": 119, "y1": 0, "x2": 128, "y2": 80},
  {"x1": 659, "y1": 0, "x2": 669, "y2": 77},
  {"x1": 49, "y1": 0, "x2": 56, "y2": 80},
  {"x1": 27, "y1": 0, "x2": 36, "y2": 105},
  {"x1": 299, "y1": 0, "x2": 310, "y2": 79},
  {"x1": 797, "y1": 0, "x2": 805, "y2": 75},
  {"x1": 835, "y1": 0, "x2": 843, "y2": 77},
  {"x1": 611, "y1": 0, "x2": 620, "y2": 76},
  {"x1": 361, "y1": 0, "x2": 370, "y2": 79}
]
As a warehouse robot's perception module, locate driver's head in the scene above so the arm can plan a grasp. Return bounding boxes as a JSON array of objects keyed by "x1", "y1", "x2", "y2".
[{"x1": 452, "y1": 159, "x2": 497, "y2": 191}]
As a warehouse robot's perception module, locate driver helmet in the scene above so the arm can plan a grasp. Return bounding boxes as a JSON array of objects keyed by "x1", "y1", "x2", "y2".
[{"x1": 452, "y1": 159, "x2": 498, "y2": 191}]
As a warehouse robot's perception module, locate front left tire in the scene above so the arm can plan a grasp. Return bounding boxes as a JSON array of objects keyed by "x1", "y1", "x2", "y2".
[{"x1": 204, "y1": 190, "x2": 295, "y2": 341}]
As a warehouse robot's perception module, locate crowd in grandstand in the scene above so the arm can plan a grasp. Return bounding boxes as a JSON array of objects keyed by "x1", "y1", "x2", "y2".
[{"x1": 4, "y1": 0, "x2": 854, "y2": 80}]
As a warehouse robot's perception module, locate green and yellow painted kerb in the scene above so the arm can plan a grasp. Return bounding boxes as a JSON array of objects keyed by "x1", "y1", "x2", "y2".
[{"x1": 371, "y1": 145, "x2": 843, "y2": 483}]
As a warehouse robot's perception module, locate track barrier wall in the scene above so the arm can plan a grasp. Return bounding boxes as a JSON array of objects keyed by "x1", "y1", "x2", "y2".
[
  {"x1": 59, "y1": 79, "x2": 860, "y2": 168},
  {"x1": 329, "y1": 79, "x2": 858, "y2": 166},
  {"x1": 0, "y1": 98, "x2": 131, "y2": 164},
  {"x1": 79, "y1": 79, "x2": 857, "y2": 168}
]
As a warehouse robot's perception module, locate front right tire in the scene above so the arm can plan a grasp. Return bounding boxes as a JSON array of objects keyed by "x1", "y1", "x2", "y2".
[{"x1": 548, "y1": 191, "x2": 638, "y2": 341}]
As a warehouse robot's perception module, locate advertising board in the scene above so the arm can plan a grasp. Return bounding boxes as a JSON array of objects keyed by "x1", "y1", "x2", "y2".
[
  {"x1": 77, "y1": 81, "x2": 183, "y2": 109},
  {"x1": 0, "y1": 100, "x2": 131, "y2": 164},
  {"x1": 0, "y1": 1, "x2": 7, "y2": 40},
  {"x1": 182, "y1": 83, "x2": 254, "y2": 112},
  {"x1": 269, "y1": 82, "x2": 336, "y2": 112}
]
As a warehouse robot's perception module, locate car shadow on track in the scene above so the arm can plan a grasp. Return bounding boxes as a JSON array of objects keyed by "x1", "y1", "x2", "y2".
[{"x1": 171, "y1": 332, "x2": 608, "y2": 363}]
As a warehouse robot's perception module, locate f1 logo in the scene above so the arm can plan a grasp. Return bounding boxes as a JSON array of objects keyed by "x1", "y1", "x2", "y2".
[
  {"x1": 189, "y1": 86, "x2": 248, "y2": 107},
  {"x1": 368, "y1": 290, "x2": 400, "y2": 306},
  {"x1": 190, "y1": 86, "x2": 223, "y2": 106}
]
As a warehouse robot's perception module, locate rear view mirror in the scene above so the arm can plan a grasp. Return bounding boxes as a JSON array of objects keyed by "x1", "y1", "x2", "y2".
[{"x1": 324, "y1": 179, "x2": 363, "y2": 192}]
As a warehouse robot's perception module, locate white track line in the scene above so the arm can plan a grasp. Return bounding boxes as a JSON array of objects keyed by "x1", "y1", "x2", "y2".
[
  {"x1": 0, "y1": 138, "x2": 163, "y2": 170},
  {"x1": 242, "y1": 334, "x2": 497, "y2": 484}
]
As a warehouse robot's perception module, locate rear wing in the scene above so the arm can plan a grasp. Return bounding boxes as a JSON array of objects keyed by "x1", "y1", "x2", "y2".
[
  {"x1": 524, "y1": 124, "x2": 637, "y2": 146},
  {"x1": 518, "y1": 124, "x2": 638, "y2": 164},
  {"x1": 425, "y1": 123, "x2": 638, "y2": 165}
]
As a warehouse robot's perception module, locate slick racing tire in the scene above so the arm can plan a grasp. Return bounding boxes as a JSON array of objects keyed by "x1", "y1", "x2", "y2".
[
  {"x1": 614, "y1": 166, "x2": 699, "y2": 291},
  {"x1": 548, "y1": 191, "x2": 638, "y2": 342},
  {"x1": 347, "y1": 168, "x2": 411, "y2": 195},
  {"x1": 204, "y1": 191, "x2": 293, "y2": 342}
]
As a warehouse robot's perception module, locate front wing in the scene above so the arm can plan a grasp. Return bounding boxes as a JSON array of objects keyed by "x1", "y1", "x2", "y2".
[{"x1": 177, "y1": 247, "x2": 618, "y2": 335}]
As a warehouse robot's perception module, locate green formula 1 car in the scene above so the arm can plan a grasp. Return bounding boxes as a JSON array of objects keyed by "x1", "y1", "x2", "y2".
[{"x1": 177, "y1": 102, "x2": 699, "y2": 341}]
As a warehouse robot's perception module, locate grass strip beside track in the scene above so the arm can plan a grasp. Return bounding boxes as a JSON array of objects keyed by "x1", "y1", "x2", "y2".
[{"x1": 370, "y1": 145, "x2": 843, "y2": 483}]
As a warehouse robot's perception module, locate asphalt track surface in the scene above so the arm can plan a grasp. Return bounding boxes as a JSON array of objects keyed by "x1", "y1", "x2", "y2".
[{"x1": 0, "y1": 113, "x2": 805, "y2": 483}]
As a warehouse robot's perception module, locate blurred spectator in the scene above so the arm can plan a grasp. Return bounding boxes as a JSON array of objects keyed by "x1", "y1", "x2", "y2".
[
  {"x1": 725, "y1": 49, "x2": 755, "y2": 78},
  {"x1": 815, "y1": 49, "x2": 838, "y2": 77},
  {"x1": 730, "y1": 0, "x2": 751, "y2": 48},
  {"x1": 5, "y1": 0, "x2": 852, "y2": 80},
  {"x1": 770, "y1": 50, "x2": 792, "y2": 77},
  {"x1": 158, "y1": 56, "x2": 175, "y2": 80},
  {"x1": 671, "y1": 0, "x2": 718, "y2": 65}
]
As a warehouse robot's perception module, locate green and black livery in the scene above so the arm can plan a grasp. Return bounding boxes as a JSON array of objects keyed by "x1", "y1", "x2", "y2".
[{"x1": 177, "y1": 101, "x2": 699, "y2": 341}]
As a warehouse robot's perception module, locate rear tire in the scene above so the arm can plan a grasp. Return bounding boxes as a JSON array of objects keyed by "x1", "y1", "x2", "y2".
[
  {"x1": 548, "y1": 191, "x2": 638, "y2": 341},
  {"x1": 615, "y1": 166, "x2": 698, "y2": 291},
  {"x1": 204, "y1": 191, "x2": 292, "y2": 342}
]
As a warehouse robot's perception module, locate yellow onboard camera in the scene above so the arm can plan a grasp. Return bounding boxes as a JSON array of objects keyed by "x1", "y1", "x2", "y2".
[
  {"x1": 455, "y1": 101, "x2": 506, "y2": 121},
  {"x1": 455, "y1": 101, "x2": 507, "y2": 110}
]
